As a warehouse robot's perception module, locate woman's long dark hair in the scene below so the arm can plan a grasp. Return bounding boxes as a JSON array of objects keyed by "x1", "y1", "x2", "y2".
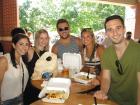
[{"x1": 10, "y1": 33, "x2": 29, "y2": 68}]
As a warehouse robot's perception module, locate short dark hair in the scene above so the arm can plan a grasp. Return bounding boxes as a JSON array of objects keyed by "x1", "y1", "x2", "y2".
[
  {"x1": 104, "y1": 15, "x2": 124, "y2": 30},
  {"x1": 11, "y1": 27, "x2": 26, "y2": 37},
  {"x1": 56, "y1": 19, "x2": 69, "y2": 28}
]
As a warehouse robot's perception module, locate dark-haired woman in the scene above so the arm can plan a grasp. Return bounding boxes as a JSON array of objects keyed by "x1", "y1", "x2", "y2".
[{"x1": 0, "y1": 34, "x2": 30, "y2": 105}]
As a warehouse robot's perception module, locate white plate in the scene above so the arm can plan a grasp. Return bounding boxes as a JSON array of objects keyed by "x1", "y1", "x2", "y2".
[{"x1": 73, "y1": 72, "x2": 96, "y2": 84}]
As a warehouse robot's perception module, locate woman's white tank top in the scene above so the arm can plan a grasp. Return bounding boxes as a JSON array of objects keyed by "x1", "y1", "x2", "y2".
[{"x1": 1, "y1": 53, "x2": 29, "y2": 101}]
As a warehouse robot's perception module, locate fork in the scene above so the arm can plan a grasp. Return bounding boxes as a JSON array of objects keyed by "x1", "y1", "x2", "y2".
[
  {"x1": 94, "y1": 97, "x2": 97, "y2": 105},
  {"x1": 87, "y1": 69, "x2": 90, "y2": 79}
]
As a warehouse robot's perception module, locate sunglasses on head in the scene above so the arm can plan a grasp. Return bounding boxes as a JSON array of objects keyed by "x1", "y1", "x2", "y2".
[
  {"x1": 81, "y1": 28, "x2": 93, "y2": 32},
  {"x1": 58, "y1": 27, "x2": 69, "y2": 32},
  {"x1": 115, "y1": 60, "x2": 124, "y2": 75}
]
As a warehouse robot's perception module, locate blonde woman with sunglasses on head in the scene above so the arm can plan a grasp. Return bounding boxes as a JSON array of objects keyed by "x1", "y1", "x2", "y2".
[{"x1": 81, "y1": 28, "x2": 105, "y2": 87}]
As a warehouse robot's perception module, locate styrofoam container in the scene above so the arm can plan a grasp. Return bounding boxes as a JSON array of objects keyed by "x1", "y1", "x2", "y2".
[
  {"x1": 73, "y1": 72, "x2": 96, "y2": 84},
  {"x1": 63, "y1": 53, "x2": 82, "y2": 71},
  {"x1": 39, "y1": 78, "x2": 71, "y2": 103}
]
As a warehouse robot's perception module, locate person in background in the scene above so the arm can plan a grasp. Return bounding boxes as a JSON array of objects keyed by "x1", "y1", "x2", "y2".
[
  {"x1": 11, "y1": 27, "x2": 26, "y2": 37},
  {"x1": 81, "y1": 28, "x2": 105, "y2": 86},
  {"x1": 27, "y1": 31, "x2": 34, "y2": 46},
  {"x1": 126, "y1": 31, "x2": 132, "y2": 40},
  {"x1": 94, "y1": 15, "x2": 140, "y2": 105},
  {"x1": 51, "y1": 19, "x2": 83, "y2": 60},
  {"x1": 24, "y1": 28, "x2": 34, "y2": 46},
  {"x1": 24, "y1": 29, "x2": 50, "y2": 105},
  {"x1": 138, "y1": 39, "x2": 140, "y2": 43},
  {"x1": 0, "y1": 34, "x2": 30, "y2": 105}
]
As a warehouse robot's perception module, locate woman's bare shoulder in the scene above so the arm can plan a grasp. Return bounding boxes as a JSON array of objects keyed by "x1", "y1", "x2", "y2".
[
  {"x1": 0, "y1": 56, "x2": 7, "y2": 63},
  {"x1": 0, "y1": 56, "x2": 8, "y2": 70}
]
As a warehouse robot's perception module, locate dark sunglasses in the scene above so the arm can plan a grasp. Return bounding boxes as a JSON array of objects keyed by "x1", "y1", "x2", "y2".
[
  {"x1": 58, "y1": 27, "x2": 69, "y2": 32},
  {"x1": 81, "y1": 28, "x2": 93, "y2": 33},
  {"x1": 115, "y1": 60, "x2": 124, "y2": 75}
]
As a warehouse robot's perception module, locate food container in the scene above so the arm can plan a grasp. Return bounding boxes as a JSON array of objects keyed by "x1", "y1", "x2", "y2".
[
  {"x1": 39, "y1": 78, "x2": 71, "y2": 103},
  {"x1": 63, "y1": 53, "x2": 82, "y2": 72}
]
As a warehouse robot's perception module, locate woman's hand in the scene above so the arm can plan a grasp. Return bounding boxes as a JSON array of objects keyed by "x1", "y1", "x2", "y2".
[{"x1": 90, "y1": 78, "x2": 100, "y2": 86}]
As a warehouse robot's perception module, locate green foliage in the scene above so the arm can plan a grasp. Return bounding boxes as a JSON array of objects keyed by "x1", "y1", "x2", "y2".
[{"x1": 19, "y1": 0, "x2": 125, "y2": 35}]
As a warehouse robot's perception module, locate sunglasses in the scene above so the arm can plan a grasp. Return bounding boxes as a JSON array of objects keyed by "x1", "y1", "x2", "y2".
[
  {"x1": 58, "y1": 27, "x2": 69, "y2": 32},
  {"x1": 81, "y1": 28, "x2": 93, "y2": 32},
  {"x1": 115, "y1": 60, "x2": 124, "y2": 75}
]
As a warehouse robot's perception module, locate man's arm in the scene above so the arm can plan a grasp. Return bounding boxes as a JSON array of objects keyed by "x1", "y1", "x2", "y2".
[
  {"x1": 51, "y1": 44, "x2": 58, "y2": 55},
  {"x1": 75, "y1": 37, "x2": 84, "y2": 64},
  {"x1": 76, "y1": 37, "x2": 83, "y2": 52},
  {"x1": 94, "y1": 69, "x2": 111, "y2": 100},
  {"x1": 137, "y1": 72, "x2": 140, "y2": 105}
]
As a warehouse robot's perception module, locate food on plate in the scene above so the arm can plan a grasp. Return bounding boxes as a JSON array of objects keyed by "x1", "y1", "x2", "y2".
[
  {"x1": 73, "y1": 72, "x2": 96, "y2": 84},
  {"x1": 39, "y1": 78, "x2": 71, "y2": 103},
  {"x1": 46, "y1": 91, "x2": 65, "y2": 99},
  {"x1": 76, "y1": 75, "x2": 92, "y2": 81}
]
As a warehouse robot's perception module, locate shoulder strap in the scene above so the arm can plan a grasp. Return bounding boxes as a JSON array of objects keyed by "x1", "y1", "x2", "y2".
[{"x1": 89, "y1": 44, "x2": 98, "y2": 62}]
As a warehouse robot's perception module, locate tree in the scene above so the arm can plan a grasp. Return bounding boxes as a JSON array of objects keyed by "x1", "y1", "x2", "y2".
[
  {"x1": 19, "y1": 0, "x2": 125, "y2": 35},
  {"x1": 19, "y1": 0, "x2": 45, "y2": 32}
]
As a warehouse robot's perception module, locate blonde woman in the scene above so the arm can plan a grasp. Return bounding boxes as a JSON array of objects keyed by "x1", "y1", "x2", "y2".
[{"x1": 24, "y1": 29, "x2": 50, "y2": 105}]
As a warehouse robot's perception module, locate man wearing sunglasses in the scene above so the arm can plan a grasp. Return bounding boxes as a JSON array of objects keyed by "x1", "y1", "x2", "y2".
[
  {"x1": 94, "y1": 15, "x2": 140, "y2": 105},
  {"x1": 52, "y1": 19, "x2": 82, "y2": 59}
]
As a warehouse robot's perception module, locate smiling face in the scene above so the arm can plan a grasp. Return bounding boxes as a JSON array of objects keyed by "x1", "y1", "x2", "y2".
[
  {"x1": 57, "y1": 22, "x2": 70, "y2": 39},
  {"x1": 14, "y1": 38, "x2": 30, "y2": 56},
  {"x1": 81, "y1": 31, "x2": 94, "y2": 47},
  {"x1": 105, "y1": 19, "x2": 126, "y2": 45},
  {"x1": 38, "y1": 33, "x2": 49, "y2": 49}
]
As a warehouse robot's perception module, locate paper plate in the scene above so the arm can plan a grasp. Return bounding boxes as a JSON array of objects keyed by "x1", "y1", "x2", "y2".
[{"x1": 73, "y1": 72, "x2": 96, "y2": 84}]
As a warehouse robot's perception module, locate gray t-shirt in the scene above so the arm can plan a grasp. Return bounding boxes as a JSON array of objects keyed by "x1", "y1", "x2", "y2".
[{"x1": 54, "y1": 36, "x2": 80, "y2": 59}]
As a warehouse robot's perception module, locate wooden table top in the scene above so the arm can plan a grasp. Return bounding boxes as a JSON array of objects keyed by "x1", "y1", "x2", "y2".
[{"x1": 31, "y1": 79, "x2": 118, "y2": 105}]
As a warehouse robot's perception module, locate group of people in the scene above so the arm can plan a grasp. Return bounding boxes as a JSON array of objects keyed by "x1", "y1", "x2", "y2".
[{"x1": 0, "y1": 14, "x2": 140, "y2": 105}]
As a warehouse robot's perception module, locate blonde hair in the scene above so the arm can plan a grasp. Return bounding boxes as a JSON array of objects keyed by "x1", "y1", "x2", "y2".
[
  {"x1": 81, "y1": 28, "x2": 94, "y2": 38},
  {"x1": 81, "y1": 28, "x2": 95, "y2": 44},
  {"x1": 34, "y1": 29, "x2": 49, "y2": 52}
]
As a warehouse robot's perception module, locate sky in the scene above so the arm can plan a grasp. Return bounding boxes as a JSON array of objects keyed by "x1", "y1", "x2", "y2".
[{"x1": 17, "y1": 0, "x2": 24, "y2": 6}]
